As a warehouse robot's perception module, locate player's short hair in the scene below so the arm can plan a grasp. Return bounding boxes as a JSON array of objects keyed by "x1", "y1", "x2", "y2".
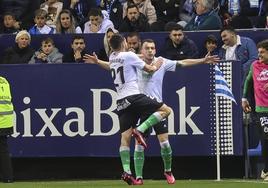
[
  {"x1": 257, "y1": 39, "x2": 268, "y2": 51},
  {"x1": 110, "y1": 34, "x2": 125, "y2": 50},
  {"x1": 141, "y1": 39, "x2": 155, "y2": 47}
]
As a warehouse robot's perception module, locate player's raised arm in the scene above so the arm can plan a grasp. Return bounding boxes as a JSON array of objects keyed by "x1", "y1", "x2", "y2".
[
  {"x1": 83, "y1": 52, "x2": 110, "y2": 70},
  {"x1": 177, "y1": 55, "x2": 220, "y2": 67}
]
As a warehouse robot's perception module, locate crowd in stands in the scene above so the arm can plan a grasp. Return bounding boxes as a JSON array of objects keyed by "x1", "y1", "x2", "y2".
[
  {"x1": 0, "y1": 0, "x2": 267, "y2": 34},
  {"x1": 0, "y1": 0, "x2": 267, "y2": 64}
]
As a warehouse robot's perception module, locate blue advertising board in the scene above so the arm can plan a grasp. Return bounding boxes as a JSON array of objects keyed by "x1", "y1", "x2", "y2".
[{"x1": 0, "y1": 61, "x2": 243, "y2": 157}]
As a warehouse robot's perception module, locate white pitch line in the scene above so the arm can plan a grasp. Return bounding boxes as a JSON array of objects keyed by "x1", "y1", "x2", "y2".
[{"x1": 224, "y1": 179, "x2": 268, "y2": 184}]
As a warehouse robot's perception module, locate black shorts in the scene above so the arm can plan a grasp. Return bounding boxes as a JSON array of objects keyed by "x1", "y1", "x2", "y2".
[
  {"x1": 257, "y1": 112, "x2": 268, "y2": 139},
  {"x1": 117, "y1": 94, "x2": 163, "y2": 133}
]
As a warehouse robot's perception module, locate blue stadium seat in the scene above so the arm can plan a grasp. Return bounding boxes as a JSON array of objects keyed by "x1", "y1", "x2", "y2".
[
  {"x1": 247, "y1": 141, "x2": 263, "y2": 179},
  {"x1": 248, "y1": 141, "x2": 262, "y2": 156}
]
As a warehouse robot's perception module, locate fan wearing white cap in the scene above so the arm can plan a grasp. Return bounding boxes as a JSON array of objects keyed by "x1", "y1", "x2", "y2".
[{"x1": 1, "y1": 30, "x2": 34, "y2": 64}]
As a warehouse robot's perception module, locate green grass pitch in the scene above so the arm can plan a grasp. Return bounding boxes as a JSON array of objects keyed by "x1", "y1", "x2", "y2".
[{"x1": 1, "y1": 180, "x2": 268, "y2": 188}]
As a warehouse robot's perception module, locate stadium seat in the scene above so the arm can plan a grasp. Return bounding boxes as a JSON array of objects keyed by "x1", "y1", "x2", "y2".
[
  {"x1": 248, "y1": 141, "x2": 262, "y2": 156},
  {"x1": 247, "y1": 141, "x2": 264, "y2": 179}
]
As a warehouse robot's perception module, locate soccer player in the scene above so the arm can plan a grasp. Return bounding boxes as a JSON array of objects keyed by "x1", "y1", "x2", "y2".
[
  {"x1": 84, "y1": 37, "x2": 219, "y2": 184},
  {"x1": 242, "y1": 39, "x2": 268, "y2": 181},
  {"x1": 84, "y1": 39, "x2": 219, "y2": 185},
  {"x1": 133, "y1": 39, "x2": 219, "y2": 185},
  {"x1": 85, "y1": 34, "x2": 172, "y2": 185}
]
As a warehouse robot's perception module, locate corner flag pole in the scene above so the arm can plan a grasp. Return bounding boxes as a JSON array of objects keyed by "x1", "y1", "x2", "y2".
[
  {"x1": 214, "y1": 64, "x2": 237, "y2": 181},
  {"x1": 215, "y1": 96, "x2": 221, "y2": 181}
]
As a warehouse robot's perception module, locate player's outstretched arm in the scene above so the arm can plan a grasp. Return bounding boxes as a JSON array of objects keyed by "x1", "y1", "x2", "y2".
[
  {"x1": 83, "y1": 52, "x2": 110, "y2": 70},
  {"x1": 177, "y1": 55, "x2": 220, "y2": 67}
]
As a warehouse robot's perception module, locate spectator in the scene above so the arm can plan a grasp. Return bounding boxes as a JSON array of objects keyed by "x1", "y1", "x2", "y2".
[
  {"x1": 0, "y1": 30, "x2": 34, "y2": 64},
  {"x1": 160, "y1": 22, "x2": 199, "y2": 60},
  {"x1": 218, "y1": 26, "x2": 258, "y2": 167},
  {"x1": 0, "y1": 0, "x2": 40, "y2": 30},
  {"x1": 56, "y1": 9, "x2": 82, "y2": 34},
  {"x1": 63, "y1": 0, "x2": 97, "y2": 30},
  {"x1": 123, "y1": 0, "x2": 157, "y2": 25},
  {"x1": 0, "y1": 12, "x2": 20, "y2": 34},
  {"x1": 218, "y1": 26, "x2": 258, "y2": 85},
  {"x1": 204, "y1": 34, "x2": 218, "y2": 56},
  {"x1": 219, "y1": 0, "x2": 253, "y2": 29},
  {"x1": 29, "y1": 38, "x2": 63, "y2": 64},
  {"x1": 63, "y1": 35, "x2": 86, "y2": 63},
  {"x1": 150, "y1": 0, "x2": 181, "y2": 31},
  {"x1": 83, "y1": 7, "x2": 114, "y2": 33},
  {"x1": 0, "y1": 76, "x2": 14, "y2": 183},
  {"x1": 243, "y1": 0, "x2": 267, "y2": 28},
  {"x1": 98, "y1": 27, "x2": 118, "y2": 61},
  {"x1": 29, "y1": 9, "x2": 55, "y2": 35},
  {"x1": 126, "y1": 32, "x2": 141, "y2": 54},
  {"x1": 180, "y1": 0, "x2": 195, "y2": 23},
  {"x1": 99, "y1": 0, "x2": 123, "y2": 30},
  {"x1": 40, "y1": 0, "x2": 63, "y2": 28},
  {"x1": 184, "y1": 0, "x2": 222, "y2": 31},
  {"x1": 119, "y1": 3, "x2": 151, "y2": 32}
]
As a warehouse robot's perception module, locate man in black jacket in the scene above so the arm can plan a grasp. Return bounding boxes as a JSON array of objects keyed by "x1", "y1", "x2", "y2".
[
  {"x1": 119, "y1": 3, "x2": 150, "y2": 32},
  {"x1": 160, "y1": 23, "x2": 199, "y2": 60},
  {"x1": 63, "y1": 35, "x2": 87, "y2": 63}
]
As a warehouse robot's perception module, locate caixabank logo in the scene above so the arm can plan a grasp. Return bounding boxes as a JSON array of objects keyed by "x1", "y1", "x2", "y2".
[{"x1": 11, "y1": 87, "x2": 204, "y2": 138}]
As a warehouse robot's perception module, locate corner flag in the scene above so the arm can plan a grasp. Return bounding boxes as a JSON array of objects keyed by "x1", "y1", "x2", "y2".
[
  {"x1": 214, "y1": 64, "x2": 237, "y2": 181},
  {"x1": 215, "y1": 65, "x2": 236, "y2": 104}
]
